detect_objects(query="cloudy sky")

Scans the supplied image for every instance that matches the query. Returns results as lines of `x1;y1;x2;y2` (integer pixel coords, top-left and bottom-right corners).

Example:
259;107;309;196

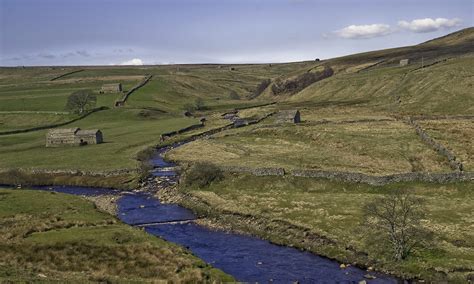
0;0;472;66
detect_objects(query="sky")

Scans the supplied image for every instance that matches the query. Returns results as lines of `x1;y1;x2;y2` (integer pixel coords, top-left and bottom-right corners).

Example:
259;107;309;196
0;0;472;66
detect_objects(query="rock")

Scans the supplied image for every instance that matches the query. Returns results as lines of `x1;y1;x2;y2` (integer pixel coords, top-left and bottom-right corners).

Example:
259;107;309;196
367;266;373;271
340;264;346;269
139;205;145;208
37;273;47;278
364;274;376;279
358;281;367;284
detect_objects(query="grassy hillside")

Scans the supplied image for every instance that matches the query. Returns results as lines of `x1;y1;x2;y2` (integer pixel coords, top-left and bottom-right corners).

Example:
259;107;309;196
0;188;231;282
262;28;474;115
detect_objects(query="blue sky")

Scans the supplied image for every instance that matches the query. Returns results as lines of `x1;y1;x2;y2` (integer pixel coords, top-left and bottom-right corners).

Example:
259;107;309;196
0;0;472;66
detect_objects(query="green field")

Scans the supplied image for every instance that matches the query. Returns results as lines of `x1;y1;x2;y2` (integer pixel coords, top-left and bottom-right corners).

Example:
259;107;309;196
0;109;197;171
0;189;231;282
418;119;474;171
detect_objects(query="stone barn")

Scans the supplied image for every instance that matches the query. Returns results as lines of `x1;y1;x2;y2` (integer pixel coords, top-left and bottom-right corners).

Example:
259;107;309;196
276;110;301;124
46;128;103;147
399;59;410;66
101;83;122;93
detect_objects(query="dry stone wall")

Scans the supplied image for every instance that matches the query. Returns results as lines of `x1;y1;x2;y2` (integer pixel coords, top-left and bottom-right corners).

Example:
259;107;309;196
407;117;463;171
218;165;474;186
115;75;152;107
50;69;84;81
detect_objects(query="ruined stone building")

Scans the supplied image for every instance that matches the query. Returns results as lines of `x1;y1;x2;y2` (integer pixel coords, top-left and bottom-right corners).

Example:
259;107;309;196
276;110;301;124
46;128;103;147
100;83;122;93
399;59;410;66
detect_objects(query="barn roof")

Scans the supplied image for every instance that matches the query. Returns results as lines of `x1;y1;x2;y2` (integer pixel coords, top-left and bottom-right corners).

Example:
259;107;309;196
102;83;121;87
48;128;80;134
76;129;101;135
278;109;300;118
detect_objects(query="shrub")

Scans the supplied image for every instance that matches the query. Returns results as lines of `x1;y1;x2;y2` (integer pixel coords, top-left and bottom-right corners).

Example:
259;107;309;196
2;169;30;186
195;98;206;111
183;103;196;113
182;162;223;188
229;90;240;100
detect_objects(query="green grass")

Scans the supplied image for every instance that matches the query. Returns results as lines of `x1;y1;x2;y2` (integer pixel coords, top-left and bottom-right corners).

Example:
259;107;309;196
0;113;75;132
0;109;198;171
179;174;474;282
0;188;232;282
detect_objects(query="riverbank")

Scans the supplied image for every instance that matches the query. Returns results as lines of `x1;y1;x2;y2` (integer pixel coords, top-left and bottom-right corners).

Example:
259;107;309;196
84;194;119;215
0;188;232;282
155;173;474;283
0;169;137;190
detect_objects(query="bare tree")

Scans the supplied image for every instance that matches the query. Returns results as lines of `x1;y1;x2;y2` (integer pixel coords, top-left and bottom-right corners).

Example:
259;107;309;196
362;189;427;260
65;90;97;114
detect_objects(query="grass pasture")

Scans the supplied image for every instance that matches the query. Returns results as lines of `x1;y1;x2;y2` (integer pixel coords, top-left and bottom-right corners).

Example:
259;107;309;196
0;188;231;282
0;109;198;172
168;119;451;175
418;119;474;171
0;112;74;132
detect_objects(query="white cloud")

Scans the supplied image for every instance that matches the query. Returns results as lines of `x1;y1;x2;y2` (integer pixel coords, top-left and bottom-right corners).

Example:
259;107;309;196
398;18;462;33
335;24;392;39
119;58;144;65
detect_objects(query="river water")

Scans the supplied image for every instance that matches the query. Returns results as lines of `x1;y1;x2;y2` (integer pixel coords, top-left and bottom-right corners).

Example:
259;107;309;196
2;146;399;283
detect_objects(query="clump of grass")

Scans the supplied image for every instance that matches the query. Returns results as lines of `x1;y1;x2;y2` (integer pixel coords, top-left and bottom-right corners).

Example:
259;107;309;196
182;162;223;188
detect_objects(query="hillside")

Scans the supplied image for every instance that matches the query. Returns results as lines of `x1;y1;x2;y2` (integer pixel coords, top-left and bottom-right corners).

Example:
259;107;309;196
261;28;474;115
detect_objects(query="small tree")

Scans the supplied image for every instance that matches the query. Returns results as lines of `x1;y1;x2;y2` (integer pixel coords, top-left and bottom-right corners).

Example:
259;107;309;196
65;90;97;114
362;189;427;261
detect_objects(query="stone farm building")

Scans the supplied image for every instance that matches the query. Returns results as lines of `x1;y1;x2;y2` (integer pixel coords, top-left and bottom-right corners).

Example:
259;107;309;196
399;59;410;66
101;83;122;93
46;128;103;147
276;110;301;124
